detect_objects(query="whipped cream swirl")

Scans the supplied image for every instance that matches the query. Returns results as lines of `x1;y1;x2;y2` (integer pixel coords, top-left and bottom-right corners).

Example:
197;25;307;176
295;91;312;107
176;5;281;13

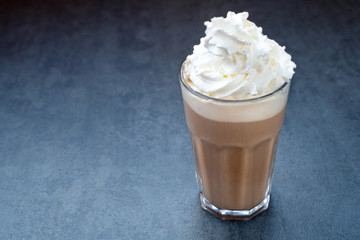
185;11;296;100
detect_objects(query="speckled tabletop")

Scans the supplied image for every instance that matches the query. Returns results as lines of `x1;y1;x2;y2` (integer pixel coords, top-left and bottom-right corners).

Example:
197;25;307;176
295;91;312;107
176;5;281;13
0;0;359;239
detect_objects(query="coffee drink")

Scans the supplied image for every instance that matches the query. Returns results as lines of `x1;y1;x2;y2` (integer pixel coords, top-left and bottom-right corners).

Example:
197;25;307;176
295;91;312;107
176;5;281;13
180;12;295;220
185;104;285;210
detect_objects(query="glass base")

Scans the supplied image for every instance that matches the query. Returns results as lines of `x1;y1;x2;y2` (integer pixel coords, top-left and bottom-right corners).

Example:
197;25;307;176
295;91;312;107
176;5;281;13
199;192;270;220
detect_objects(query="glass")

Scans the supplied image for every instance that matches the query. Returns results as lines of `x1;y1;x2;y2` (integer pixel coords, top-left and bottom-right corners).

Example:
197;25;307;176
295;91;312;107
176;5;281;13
179;61;291;220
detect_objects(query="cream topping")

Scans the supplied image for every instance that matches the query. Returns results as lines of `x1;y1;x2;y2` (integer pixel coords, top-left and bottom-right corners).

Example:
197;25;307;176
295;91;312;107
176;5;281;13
185;11;296;100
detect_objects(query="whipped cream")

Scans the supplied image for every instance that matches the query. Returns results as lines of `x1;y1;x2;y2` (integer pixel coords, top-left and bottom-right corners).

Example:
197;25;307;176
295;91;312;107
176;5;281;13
184;11;296;100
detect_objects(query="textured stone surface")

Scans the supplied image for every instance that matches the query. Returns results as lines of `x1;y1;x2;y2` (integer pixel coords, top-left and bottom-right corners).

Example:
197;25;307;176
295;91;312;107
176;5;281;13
0;0;359;239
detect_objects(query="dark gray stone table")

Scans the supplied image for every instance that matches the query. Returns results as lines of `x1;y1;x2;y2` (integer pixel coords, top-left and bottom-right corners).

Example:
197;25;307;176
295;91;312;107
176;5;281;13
0;0;359;239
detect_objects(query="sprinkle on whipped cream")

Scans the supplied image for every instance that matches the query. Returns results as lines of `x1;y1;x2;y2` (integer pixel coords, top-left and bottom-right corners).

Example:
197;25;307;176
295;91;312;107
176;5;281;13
184;11;296;100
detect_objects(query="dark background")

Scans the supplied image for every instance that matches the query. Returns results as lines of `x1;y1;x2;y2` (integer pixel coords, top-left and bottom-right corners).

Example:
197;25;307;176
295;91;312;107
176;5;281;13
0;0;359;239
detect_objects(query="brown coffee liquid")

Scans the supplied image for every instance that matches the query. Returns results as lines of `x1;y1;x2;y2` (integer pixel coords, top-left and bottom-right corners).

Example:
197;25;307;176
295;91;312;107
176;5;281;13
184;102;286;210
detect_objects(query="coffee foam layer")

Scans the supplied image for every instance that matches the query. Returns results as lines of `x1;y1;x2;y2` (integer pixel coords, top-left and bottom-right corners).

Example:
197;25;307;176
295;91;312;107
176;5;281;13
181;82;289;123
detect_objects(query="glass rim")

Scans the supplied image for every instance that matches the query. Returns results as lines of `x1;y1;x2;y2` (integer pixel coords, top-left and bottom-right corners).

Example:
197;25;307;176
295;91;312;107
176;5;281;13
179;60;290;103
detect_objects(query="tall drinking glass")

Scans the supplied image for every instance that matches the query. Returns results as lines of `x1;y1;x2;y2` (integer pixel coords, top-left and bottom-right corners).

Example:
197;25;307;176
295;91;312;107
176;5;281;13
179;61;291;220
